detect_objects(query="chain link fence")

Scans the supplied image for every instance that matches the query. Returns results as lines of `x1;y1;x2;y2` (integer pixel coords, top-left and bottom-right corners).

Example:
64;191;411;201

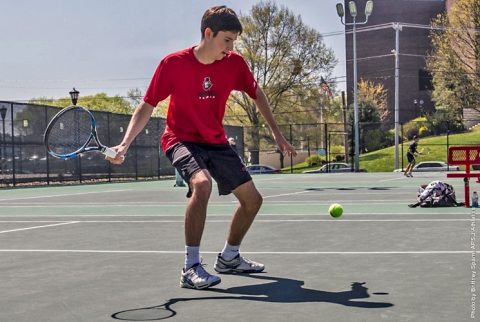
0;101;243;187
0;100;478;186
240;118;480;172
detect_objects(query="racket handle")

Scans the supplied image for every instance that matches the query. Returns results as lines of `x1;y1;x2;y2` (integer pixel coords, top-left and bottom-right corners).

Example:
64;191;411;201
102;147;117;159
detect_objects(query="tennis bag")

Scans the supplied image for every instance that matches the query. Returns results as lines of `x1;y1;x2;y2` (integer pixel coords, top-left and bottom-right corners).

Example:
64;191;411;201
408;180;464;208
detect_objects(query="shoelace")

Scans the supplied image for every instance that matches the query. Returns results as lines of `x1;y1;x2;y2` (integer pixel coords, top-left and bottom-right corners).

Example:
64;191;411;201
240;257;257;267
193;262;213;280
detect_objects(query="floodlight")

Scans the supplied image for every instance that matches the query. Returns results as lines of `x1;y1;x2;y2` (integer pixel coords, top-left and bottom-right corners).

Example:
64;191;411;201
348;1;357;17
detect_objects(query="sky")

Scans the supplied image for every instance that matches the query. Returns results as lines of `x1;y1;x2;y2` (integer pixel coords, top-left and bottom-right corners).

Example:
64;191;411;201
0;0;346;102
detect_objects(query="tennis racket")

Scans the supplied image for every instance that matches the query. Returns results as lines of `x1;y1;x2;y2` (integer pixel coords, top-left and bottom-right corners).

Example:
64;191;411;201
44;105;117;160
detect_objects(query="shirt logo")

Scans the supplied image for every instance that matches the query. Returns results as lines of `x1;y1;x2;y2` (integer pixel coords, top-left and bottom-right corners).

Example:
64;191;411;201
203;77;213;91
199;76;216;100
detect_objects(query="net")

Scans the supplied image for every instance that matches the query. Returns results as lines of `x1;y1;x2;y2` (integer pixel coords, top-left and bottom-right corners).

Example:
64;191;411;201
448;146;480;164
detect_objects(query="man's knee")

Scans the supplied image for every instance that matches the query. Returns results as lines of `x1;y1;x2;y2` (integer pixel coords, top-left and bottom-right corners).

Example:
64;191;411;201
245;191;263;213
191;172;212;198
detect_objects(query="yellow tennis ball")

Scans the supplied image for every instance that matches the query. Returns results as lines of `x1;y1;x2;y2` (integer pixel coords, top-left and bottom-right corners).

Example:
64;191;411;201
329;203;343;218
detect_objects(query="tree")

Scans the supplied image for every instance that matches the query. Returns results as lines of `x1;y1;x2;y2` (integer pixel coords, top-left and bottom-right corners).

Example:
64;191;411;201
348;79;389;152
357;79;389;124
426;0;480;115
126;88;143;108
228;2;336;163
30;93;134;114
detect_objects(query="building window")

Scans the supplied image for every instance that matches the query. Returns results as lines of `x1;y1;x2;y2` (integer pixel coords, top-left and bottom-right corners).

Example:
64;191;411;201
419;69;433;91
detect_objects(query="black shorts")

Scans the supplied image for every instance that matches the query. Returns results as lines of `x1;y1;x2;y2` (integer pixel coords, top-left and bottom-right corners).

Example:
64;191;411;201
166;142;252;197
407;152;416;164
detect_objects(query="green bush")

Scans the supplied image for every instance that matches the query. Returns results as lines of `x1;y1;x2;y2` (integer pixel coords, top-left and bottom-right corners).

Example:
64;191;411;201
426;110;464;135
305;154;323;166
402;117;427;140
364;129;384;152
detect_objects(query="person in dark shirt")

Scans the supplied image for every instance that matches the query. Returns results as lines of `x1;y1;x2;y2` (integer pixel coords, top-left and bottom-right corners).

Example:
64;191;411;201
405;136;422;177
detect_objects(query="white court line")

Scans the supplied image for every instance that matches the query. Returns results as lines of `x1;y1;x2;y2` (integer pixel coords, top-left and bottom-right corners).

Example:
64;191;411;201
0;212;471;217
263;191;311;199
378;177;410;182
0;221;79;234
0;196;415;204
0;219;477;223
0;189;133;202
0;200;421;207
0;249;477;255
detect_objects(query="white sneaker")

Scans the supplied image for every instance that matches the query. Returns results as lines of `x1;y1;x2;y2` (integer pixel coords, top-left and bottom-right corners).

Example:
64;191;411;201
180;263;221;289
214;254;265;274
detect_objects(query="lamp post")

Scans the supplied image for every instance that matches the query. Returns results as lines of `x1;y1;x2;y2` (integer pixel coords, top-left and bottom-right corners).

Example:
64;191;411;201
392;23;402;171
336;0;373;171
69;88;79;106
414;99;425;116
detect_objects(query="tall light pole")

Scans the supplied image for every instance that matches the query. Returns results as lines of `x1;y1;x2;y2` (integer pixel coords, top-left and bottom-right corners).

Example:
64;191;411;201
392;22;402;171
336;1;373;171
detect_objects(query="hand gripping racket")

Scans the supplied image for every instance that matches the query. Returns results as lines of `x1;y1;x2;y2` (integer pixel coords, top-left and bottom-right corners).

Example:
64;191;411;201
44;105;117;160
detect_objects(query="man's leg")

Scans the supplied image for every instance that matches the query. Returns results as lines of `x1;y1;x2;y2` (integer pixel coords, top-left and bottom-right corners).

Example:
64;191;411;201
184;169;212;246
180;169;221;289
227;180;263;245
407;161;415;176
214;180;265;274
404;163;411;176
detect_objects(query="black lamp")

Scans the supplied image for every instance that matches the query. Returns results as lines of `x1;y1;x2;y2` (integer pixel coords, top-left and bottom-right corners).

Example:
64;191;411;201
0;106;6;121
69;88;79;105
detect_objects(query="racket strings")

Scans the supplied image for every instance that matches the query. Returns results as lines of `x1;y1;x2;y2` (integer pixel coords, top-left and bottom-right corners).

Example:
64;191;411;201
47;108;92;155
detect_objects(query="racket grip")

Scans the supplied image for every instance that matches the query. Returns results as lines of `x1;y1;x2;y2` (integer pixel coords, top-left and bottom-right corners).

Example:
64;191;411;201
103;147;117;159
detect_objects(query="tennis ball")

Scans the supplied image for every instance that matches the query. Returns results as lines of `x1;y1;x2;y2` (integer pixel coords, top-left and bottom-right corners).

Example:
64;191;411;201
329;203;343;218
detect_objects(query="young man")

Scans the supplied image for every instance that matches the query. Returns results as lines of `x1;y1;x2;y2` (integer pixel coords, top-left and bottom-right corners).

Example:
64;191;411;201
108;6;296;290
404;136;421;177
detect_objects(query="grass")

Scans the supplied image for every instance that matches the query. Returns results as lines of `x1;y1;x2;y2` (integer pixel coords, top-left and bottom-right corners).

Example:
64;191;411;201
285;126;480;173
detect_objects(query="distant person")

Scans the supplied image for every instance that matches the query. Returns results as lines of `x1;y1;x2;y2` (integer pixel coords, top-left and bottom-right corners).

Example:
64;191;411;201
228;137;237;149
174;168;186;187
404;136;422;177
228;137;244;162
107;6;296;290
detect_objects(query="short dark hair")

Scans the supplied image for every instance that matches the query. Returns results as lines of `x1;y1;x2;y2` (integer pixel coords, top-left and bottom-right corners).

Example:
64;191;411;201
200;6;242;38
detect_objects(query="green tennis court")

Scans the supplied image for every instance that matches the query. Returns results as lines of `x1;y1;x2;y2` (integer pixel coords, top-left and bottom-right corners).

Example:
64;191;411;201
1;172;477;321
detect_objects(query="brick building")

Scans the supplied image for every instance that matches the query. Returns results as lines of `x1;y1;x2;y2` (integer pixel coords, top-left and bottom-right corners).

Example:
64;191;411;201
342;0;449;124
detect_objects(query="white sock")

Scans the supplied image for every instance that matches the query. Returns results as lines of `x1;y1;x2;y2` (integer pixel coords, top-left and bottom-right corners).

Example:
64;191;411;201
184;246;200;271
220;242;240;261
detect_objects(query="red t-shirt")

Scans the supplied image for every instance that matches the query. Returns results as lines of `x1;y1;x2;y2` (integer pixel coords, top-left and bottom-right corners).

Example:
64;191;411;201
144;47;258;152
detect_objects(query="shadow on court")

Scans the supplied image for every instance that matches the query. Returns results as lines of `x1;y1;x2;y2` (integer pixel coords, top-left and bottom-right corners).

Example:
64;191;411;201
112;275;393;321
305;187;394;191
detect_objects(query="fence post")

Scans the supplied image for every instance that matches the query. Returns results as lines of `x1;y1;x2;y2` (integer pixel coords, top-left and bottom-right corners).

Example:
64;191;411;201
400;123;404;170
289;124;293;174
10;103;16;186
307;136;310;157
157;118;161;179
446;122;450;170
134;138;138;180
44;106;50;185
324;123;329;172
107;112;112;183
78;157;83;184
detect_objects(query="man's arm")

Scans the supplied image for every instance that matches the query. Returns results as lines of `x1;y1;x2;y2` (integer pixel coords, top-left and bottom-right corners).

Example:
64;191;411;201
253;86;297;157
108;101;156;164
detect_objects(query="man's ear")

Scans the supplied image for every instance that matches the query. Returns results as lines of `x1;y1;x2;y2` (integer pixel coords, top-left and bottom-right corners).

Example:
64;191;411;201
204;27;214;39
